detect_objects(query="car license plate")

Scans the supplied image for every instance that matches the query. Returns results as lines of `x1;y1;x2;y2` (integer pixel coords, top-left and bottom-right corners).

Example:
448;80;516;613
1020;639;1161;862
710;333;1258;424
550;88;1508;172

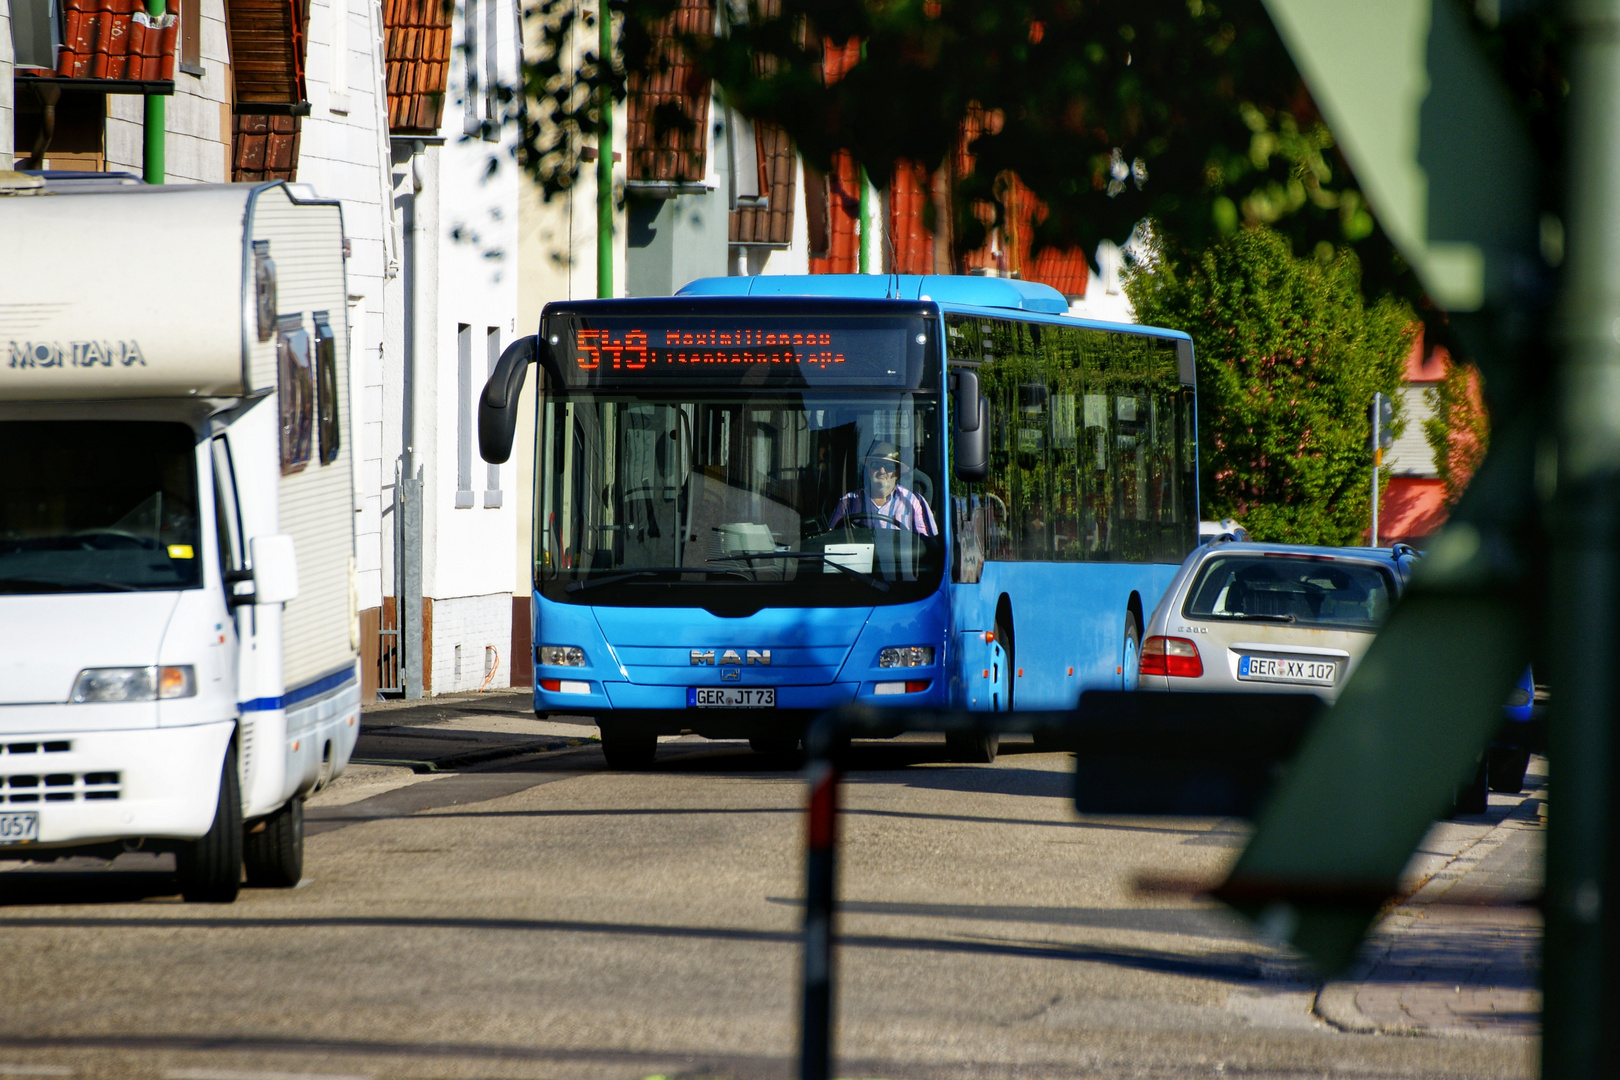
1238;655;1337;687
0;811;38;845
688;687;776;708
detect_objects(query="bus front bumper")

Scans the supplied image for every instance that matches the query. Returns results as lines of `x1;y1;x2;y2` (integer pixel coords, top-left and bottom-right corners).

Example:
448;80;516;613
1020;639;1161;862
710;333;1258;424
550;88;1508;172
535;678;949;715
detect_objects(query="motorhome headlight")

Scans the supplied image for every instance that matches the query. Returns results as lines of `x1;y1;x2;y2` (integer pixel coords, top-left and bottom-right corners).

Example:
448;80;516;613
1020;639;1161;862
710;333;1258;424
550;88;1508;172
878;646;934;668
537;645;586;667
71;666;196;703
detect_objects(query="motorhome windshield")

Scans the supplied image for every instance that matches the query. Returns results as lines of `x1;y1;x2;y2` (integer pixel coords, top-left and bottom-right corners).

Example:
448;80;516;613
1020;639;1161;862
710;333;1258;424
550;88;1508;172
537;391;944;607
0;421;203;594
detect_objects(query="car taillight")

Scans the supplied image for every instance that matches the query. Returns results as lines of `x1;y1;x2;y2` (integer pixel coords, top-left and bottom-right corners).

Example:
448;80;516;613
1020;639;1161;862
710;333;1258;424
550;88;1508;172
1140;636;1203;678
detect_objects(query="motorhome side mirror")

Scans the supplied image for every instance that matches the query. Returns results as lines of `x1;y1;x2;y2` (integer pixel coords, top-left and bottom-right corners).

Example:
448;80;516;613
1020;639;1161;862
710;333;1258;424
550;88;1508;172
479;335;540;465
249;534;300;606
954;373;989;482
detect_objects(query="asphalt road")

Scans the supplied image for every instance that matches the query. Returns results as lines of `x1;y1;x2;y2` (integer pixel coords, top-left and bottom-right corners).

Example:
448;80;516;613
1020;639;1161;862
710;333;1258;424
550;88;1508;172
0;696;1538;1080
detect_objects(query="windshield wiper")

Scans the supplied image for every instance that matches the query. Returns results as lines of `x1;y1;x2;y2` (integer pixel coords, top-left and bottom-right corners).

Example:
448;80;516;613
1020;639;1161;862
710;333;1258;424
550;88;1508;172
713;550;891;593
564;566;743;594
0;575;143;593
1207;611;1296;623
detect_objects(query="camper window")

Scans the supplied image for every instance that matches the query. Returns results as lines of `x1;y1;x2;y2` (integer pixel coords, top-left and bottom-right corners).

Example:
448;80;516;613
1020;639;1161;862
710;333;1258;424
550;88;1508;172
314;312;341;466
278;314;314;474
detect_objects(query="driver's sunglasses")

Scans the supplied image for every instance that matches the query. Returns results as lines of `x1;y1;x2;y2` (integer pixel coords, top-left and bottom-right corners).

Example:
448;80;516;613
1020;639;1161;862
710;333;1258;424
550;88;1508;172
866;462;898;475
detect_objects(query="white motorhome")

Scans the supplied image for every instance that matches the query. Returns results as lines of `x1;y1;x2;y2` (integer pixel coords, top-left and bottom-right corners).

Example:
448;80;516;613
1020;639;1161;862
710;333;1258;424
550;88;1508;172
0;176;360;901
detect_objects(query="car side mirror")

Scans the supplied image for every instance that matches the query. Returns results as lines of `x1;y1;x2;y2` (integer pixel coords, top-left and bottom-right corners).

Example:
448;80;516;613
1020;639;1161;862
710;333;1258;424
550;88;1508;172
247;534;300;606
953;369;989;482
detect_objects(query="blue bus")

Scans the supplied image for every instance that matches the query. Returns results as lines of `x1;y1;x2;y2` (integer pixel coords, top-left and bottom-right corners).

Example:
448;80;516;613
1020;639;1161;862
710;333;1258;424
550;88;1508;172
479;274;1199;766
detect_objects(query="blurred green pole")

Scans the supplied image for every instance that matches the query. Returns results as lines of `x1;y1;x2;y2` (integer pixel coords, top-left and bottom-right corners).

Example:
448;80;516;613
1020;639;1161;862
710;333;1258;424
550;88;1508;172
596;2;613;298
142;0;165;183
1545;1;1620;1073
858;167;870;274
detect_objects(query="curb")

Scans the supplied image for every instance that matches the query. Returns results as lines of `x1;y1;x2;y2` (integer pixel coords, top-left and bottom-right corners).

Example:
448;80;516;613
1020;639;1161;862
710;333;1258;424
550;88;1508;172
1313;790;1544;1035
352;735;596;774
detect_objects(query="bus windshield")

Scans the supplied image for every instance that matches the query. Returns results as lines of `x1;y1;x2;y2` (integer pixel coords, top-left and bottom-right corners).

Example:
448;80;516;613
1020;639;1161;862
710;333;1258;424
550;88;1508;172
0;420;203;594
537;392;945;607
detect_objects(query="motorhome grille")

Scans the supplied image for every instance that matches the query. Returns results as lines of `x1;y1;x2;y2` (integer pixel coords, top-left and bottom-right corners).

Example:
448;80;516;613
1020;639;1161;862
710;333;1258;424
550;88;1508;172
3;741;71;754
0;772;121;803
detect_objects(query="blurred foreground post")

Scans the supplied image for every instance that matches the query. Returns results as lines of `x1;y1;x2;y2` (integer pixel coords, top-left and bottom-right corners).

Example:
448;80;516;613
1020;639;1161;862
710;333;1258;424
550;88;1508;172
1544;1;1620;1069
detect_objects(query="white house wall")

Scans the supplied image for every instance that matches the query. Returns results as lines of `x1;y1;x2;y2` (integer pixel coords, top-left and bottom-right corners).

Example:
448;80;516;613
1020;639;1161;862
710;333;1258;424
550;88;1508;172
105;0;232;181
299;0;396;615
1;3;14;171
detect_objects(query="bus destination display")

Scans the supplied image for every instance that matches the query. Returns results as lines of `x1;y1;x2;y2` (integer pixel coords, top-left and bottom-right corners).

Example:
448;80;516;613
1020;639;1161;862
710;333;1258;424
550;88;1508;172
545;316;934;389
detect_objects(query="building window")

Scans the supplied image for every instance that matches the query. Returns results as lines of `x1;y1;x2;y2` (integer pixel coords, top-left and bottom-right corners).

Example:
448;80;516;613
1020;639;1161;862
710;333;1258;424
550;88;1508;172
329;0;350;113
179;0;203;76
456;323;475;507
460;0;501;141
484;327;503;507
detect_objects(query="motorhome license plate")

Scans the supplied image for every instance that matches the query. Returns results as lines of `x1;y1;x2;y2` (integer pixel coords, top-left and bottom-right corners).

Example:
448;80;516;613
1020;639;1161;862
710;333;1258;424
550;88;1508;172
1238;655;1336;687
0;811;38;845
689;688;776;708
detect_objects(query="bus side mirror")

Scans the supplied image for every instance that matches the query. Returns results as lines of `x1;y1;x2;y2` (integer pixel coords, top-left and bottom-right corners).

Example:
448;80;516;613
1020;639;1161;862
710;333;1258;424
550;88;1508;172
954;370;989;482
479;335;540;465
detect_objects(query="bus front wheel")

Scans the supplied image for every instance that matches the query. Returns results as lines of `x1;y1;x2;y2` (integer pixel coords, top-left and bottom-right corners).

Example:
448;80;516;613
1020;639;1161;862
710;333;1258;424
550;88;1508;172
599;721;657;769
949;616;1008;764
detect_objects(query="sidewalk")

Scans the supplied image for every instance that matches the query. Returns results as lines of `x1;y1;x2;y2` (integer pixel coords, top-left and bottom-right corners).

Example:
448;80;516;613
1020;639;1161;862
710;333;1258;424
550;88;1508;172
1315;764;1544;1038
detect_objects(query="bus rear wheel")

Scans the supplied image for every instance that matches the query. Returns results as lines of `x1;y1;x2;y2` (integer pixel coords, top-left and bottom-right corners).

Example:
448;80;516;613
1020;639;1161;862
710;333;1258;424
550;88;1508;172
599;721;657;769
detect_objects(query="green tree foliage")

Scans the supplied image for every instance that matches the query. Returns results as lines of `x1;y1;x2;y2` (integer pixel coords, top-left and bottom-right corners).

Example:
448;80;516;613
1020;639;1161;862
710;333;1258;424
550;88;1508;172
1126;227;1414;544
518;0;1408;290
1423;361;1490;509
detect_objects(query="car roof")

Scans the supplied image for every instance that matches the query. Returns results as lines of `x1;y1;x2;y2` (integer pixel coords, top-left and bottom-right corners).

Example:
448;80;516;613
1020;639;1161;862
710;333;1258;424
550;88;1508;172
1192;540;1411;566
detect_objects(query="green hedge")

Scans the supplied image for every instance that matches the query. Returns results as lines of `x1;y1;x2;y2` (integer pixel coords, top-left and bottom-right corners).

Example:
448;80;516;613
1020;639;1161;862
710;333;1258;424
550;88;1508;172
1126;227;1415;545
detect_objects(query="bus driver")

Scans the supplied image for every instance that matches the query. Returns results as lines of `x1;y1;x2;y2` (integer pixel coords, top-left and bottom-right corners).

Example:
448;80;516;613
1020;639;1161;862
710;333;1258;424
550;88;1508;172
829;441;938;536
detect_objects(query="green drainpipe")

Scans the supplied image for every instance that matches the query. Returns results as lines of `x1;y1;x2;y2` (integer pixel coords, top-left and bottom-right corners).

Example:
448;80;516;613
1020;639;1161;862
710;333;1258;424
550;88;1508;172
143;0;165;183
596;3;613;298
858;166;870;274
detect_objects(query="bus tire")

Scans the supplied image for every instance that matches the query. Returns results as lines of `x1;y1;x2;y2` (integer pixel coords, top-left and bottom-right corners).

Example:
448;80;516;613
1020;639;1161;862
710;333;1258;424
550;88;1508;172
749;736;800;757
952;614;1009;764
1487;747;1531;793
244;795;304;888
177;741;243;903
599;722;656;769
946;729;999;764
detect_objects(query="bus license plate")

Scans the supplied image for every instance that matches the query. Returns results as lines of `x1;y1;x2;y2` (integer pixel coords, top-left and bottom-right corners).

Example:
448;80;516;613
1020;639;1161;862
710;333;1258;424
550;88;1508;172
0;811;38;845
689;687;776;708
1238;655;1336;687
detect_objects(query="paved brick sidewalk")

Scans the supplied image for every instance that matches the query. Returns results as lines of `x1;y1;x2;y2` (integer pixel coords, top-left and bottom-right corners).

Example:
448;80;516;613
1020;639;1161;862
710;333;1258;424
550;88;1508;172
1315;770;1544;1039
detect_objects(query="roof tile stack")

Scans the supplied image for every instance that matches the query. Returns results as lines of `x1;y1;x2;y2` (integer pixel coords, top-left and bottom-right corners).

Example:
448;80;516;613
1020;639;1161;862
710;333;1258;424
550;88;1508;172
50;0;175;82
625;0;715;184
233;113;302;182
385;0;452;133
729;122;796;246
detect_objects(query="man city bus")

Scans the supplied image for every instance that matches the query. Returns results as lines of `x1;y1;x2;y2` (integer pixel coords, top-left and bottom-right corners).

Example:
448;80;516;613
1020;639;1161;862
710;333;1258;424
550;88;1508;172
480;275;1199;768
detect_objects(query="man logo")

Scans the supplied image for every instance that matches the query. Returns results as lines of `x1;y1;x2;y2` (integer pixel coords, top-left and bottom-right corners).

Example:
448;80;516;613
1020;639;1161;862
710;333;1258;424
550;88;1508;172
691;649;771;666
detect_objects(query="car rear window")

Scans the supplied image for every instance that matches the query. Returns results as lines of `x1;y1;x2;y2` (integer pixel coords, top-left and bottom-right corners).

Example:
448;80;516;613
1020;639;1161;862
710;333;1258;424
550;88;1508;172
1183;554;1395;630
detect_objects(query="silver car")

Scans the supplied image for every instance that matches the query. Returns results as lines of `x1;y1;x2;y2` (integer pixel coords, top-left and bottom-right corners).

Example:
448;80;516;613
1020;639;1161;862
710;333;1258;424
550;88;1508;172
1139;539;1419;702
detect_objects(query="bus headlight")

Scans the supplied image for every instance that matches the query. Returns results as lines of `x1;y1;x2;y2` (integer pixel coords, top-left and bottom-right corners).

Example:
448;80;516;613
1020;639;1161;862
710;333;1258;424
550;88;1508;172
71;666;196;703
878;646;934;668
538;645;586;667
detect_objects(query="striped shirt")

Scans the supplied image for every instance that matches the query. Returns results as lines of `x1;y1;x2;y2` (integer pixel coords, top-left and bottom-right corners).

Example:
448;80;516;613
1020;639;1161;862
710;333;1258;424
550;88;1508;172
829;485;938;536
